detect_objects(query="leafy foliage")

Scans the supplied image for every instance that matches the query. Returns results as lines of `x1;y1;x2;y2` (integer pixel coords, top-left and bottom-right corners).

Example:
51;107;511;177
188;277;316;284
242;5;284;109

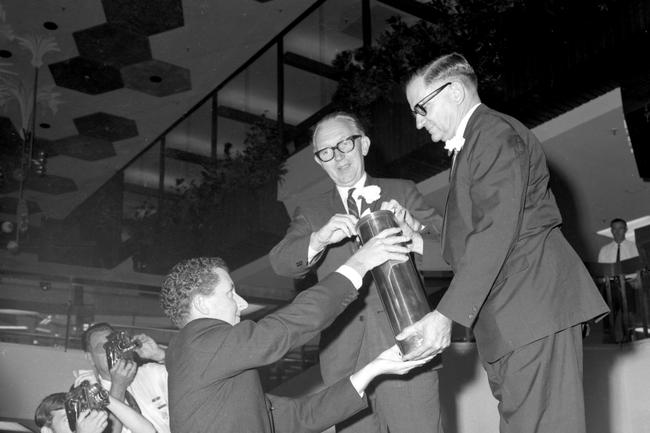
331;0;521;124
331;0;620;125
131;117;288;272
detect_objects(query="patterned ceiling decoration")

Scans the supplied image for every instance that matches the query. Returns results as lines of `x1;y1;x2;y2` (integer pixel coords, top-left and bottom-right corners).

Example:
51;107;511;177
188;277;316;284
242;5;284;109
73;112;139;142
101;0;184;36
0;0;320;226
74;23;153;68
48;0;187;97
48;57;125;95
121;60;192;97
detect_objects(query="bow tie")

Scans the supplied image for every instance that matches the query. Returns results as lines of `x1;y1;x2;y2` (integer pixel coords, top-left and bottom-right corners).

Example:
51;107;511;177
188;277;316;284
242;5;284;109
444;135;465;155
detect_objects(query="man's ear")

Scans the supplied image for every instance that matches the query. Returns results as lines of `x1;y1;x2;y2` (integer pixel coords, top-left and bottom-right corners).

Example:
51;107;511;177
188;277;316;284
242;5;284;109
450;81;465;104
314;155;324;168
361;136;371;156
192;294;209;315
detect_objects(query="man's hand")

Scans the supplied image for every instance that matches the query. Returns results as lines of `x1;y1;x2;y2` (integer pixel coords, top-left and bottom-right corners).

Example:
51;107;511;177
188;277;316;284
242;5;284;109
345;227;410;276
380;199;424;238
396;310;452;361
372;344;433;375
349;344;433;396
109;359;137;392
76;410;108;433
133;333;165;363
310;213;358;252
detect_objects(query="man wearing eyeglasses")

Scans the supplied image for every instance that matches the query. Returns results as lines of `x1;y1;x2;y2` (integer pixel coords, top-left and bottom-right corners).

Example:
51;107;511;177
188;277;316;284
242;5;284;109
269;112;444;433
400;53;609;433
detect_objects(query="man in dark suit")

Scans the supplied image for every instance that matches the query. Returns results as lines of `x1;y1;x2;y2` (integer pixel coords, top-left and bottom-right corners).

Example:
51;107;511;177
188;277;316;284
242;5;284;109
400;53;609;433
162;242;431;433
269;112;444;433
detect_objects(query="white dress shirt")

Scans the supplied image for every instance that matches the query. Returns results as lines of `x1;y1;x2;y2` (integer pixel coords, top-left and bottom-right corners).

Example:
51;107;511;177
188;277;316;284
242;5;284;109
598;239;639;263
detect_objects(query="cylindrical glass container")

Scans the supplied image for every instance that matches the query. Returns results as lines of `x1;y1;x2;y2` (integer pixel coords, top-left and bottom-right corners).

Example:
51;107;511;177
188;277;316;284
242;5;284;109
356;209;431;355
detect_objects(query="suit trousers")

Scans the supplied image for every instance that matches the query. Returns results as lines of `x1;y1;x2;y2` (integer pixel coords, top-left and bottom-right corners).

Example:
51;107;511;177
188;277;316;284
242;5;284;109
481;324;585;433
336;302;443;433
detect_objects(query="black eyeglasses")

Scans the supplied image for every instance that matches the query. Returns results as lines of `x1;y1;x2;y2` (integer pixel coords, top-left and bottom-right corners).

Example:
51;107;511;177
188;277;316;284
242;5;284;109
412;82;452;117
314;134;362;162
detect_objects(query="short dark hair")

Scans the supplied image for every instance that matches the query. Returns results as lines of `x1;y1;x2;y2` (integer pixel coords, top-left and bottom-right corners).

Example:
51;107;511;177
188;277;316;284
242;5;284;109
409;52;478;92
82;322;114;352
312;111;367;148
610;218;627;228
34;392;66;428
161;257;229;327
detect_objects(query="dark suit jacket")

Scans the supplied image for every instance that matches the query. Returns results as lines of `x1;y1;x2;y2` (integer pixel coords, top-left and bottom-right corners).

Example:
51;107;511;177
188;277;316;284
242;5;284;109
269;175;442;384
437;104;609;362
166;272;366;433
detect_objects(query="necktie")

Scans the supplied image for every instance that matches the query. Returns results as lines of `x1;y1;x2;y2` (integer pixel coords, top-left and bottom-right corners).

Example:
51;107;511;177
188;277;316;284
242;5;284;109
347;188;360;218
616;243;621;264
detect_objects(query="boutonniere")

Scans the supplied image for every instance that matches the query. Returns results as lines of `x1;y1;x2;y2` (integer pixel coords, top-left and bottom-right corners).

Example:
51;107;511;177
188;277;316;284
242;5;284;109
353;185;381;217
444;135;465;155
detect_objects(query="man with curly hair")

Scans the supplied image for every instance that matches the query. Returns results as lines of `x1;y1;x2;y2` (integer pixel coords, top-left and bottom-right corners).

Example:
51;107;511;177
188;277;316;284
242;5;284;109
162;231;432;433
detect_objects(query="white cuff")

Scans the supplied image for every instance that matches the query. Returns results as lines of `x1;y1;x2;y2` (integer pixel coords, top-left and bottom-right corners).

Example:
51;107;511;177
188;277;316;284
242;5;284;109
307;245;322;263
336;265;363;289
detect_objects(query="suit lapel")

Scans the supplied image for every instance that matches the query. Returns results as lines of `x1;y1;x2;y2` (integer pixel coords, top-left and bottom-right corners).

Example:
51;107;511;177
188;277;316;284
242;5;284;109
330;185;346;215
441;105;486;256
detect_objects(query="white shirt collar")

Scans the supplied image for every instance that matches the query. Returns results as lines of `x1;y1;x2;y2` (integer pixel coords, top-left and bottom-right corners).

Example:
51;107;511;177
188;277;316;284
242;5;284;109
445;102;481;154
336;173;367;210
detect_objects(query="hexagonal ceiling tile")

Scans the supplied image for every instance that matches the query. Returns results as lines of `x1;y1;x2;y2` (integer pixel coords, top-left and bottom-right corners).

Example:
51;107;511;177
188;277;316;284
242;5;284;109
49;57;124;95
54;135;117;161
102;0;184;36
74;112;138;142
74;23;152;68
25;174;78;194
121;59;191;97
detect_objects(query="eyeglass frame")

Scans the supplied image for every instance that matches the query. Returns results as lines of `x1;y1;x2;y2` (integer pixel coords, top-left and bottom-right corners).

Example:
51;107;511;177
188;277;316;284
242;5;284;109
314;134;363;162
412;82;452;117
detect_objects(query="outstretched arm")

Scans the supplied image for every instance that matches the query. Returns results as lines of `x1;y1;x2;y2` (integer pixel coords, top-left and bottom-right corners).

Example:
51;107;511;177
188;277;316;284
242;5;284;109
349;345;433;394
267;344;432;433
200;228;411;381
107;395;157;433
133;333;165;363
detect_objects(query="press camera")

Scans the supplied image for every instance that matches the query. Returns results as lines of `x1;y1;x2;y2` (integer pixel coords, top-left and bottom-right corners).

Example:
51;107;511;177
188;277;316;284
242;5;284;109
64;380;109;431
103;330;141;369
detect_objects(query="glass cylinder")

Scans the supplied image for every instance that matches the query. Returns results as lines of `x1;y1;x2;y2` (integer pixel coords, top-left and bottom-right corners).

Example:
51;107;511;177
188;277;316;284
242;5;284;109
356;210;431;355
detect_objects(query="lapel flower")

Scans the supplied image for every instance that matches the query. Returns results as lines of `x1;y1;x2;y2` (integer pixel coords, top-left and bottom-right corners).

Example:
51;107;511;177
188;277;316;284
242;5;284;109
353;185;381;217
444;135;465;155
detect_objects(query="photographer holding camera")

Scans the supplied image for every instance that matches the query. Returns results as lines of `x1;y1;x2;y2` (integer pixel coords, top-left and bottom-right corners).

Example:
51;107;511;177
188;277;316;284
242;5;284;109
34;390;155;433
73;323;169;433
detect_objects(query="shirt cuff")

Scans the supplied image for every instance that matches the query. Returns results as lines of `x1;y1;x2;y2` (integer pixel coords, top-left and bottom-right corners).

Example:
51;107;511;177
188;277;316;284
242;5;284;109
336;265;363;289
307;245;322;263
